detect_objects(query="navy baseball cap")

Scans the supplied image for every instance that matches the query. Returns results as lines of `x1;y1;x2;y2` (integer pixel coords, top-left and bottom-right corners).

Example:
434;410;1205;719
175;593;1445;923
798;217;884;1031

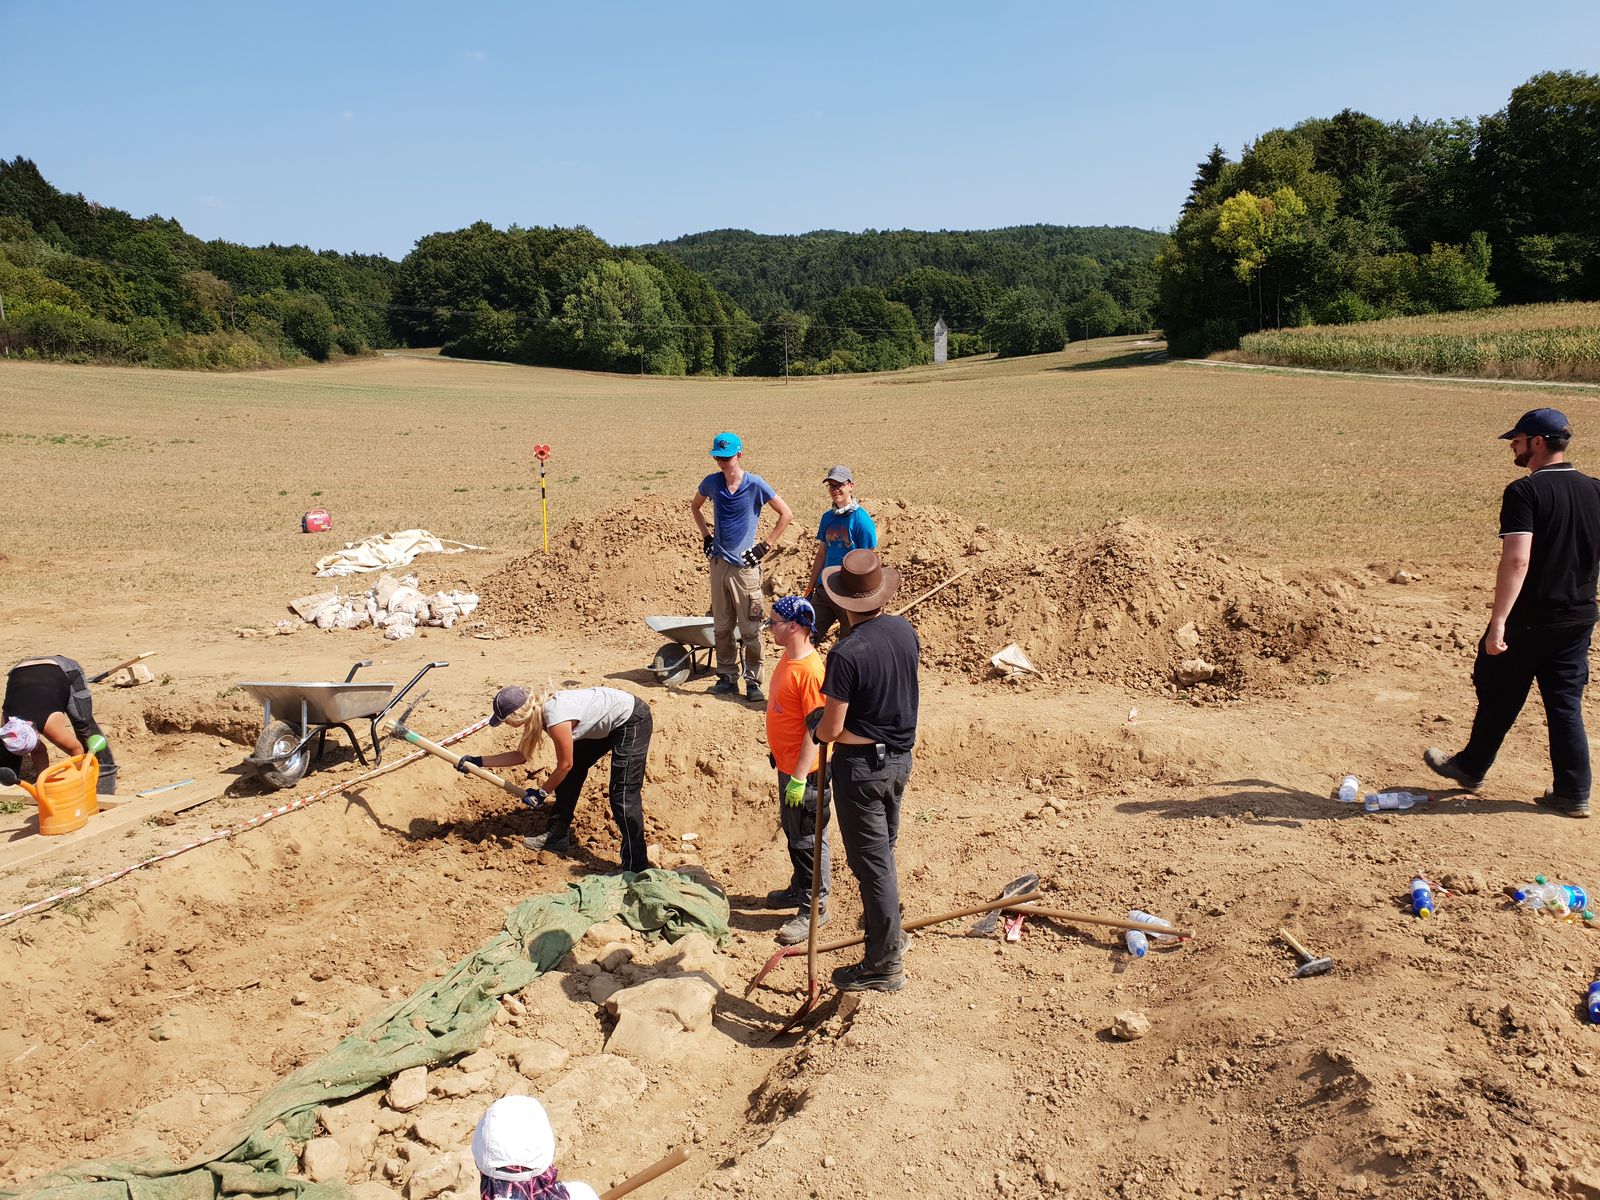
1501;408;1570;440
489;685;528;727
710;431;742;458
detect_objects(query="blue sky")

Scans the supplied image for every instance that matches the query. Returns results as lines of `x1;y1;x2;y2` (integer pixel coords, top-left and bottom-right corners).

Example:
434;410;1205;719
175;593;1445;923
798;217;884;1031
5;0;1595;259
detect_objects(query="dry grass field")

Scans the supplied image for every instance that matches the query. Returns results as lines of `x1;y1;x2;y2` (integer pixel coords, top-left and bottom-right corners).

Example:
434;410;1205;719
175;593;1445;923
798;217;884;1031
5;345;1600;1200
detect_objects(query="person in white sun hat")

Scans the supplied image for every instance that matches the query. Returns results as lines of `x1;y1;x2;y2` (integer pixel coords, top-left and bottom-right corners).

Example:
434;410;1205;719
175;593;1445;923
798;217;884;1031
471;1095;599;1200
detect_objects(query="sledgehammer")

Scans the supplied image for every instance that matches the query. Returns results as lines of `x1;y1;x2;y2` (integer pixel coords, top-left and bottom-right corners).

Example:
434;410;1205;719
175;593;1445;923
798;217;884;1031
385;708;545;809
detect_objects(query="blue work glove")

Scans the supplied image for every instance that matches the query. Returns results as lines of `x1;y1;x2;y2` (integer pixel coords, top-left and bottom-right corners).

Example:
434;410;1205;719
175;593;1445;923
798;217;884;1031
741;541;771;567
522;787;549;809
703;533;716;559
783;776;806;808
455;754;484;775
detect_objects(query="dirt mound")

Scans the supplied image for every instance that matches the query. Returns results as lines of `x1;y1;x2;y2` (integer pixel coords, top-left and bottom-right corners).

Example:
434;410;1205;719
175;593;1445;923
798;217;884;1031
473;497;1373;697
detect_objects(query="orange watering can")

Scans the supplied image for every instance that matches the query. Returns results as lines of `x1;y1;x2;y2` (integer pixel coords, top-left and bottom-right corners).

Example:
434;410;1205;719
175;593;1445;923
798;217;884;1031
13;737;104;835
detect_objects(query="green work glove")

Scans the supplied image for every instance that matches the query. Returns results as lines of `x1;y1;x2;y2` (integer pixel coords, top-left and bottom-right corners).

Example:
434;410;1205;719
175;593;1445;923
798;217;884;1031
783;776;806;807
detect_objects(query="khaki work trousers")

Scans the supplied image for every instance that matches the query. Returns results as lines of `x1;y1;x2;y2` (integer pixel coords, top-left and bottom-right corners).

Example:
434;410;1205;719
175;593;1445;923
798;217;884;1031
710;557;765;685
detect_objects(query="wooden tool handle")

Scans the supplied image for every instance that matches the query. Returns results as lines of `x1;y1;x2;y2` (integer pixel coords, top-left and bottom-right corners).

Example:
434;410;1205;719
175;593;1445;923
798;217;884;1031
89;651;157;684
812;889;1044;954
1279;928;1314;961
388;723;526;800
599;1147;690;1200
1009;905;1189;940
892;568;970;617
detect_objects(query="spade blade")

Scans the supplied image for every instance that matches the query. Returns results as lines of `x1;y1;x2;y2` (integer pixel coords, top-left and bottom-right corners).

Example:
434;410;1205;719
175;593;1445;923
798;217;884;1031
969;873;1041;936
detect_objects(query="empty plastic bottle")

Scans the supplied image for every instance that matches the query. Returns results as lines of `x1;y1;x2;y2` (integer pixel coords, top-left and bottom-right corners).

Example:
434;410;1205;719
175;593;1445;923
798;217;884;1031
1338;775;1360;803
1364;790;1425;812
1410;877;1435;918
1128;909;1177;942
1125;927;1149;958
1588;981;1600;1025
1511;876;1590;916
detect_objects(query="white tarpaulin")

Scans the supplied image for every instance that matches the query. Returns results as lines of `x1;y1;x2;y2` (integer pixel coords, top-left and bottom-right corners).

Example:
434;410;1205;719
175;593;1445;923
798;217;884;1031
313;529;485;577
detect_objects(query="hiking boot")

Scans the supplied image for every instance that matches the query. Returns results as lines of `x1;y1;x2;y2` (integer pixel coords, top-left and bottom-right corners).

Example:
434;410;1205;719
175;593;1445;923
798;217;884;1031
1423;748;1485;791
745;681;766;704
765;886;805;909
831;961;906;993
522;830;573;853
1536;791;1591;819
776;907;829;946
709;676;739;696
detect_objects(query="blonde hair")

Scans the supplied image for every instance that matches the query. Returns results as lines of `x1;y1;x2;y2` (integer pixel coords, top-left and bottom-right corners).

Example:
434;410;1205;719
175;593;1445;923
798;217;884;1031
502;689;556;764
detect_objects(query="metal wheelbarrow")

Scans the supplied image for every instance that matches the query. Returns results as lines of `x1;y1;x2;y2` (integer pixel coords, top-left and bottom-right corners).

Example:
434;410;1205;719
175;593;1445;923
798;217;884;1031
238;659;447;789
644;616;717;687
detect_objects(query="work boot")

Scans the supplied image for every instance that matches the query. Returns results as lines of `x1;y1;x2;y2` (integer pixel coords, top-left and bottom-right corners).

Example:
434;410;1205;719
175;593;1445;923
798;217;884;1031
709;676;739;696
1422;748;1484;791
745;680;765;704
522;829;572;854
831;961;906;993
765;886;804;909
1536;791;1591;818
776;907;828;946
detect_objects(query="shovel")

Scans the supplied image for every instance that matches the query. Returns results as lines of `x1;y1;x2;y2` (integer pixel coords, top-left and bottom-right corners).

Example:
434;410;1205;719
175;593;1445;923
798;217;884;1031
384;699;545;808
746;887;1045;997
969;873;1042;936
772;742;831;1037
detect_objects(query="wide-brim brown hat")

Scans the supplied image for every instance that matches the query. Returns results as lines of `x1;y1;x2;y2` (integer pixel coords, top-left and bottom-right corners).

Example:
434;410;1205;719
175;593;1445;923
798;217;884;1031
821;548;901;613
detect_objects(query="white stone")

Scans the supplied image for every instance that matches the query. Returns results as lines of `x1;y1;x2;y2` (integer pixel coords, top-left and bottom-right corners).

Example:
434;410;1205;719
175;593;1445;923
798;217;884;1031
603;975;718;1062
1111;1010;1152;1041
404;1152;471;1200
1175;658;1216;685
301;1137;348;1183
514;1040;570;1080
386;1066;427;1112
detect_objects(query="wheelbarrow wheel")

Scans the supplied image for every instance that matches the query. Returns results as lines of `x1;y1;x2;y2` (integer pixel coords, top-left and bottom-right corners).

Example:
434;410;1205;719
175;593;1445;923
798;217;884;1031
253;720;310;790
649;643;693;688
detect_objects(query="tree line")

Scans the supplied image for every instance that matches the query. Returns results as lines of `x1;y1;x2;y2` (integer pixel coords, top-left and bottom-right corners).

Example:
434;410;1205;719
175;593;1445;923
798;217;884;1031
1161;70;1600;356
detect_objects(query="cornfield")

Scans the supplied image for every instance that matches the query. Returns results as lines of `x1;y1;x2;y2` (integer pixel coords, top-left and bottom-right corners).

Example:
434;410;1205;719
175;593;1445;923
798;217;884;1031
1236;302;1600;382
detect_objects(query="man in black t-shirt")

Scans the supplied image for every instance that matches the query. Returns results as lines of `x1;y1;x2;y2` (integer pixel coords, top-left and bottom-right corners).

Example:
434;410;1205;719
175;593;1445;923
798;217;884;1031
813;549;920;991
1425;408;1600;817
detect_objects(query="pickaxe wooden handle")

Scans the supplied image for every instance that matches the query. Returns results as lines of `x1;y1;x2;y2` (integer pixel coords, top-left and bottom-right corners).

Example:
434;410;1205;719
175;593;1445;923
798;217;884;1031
385;720;543;806
89;651;157;684
745;889;1044;996
599;1147;690;1199
1006;904;1191;941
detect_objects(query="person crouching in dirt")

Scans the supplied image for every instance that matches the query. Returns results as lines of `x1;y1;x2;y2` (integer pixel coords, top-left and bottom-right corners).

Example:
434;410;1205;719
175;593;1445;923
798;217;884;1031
762;595;832;946
1;655;118;794
806;464;878;643
458;686;653;872
691;430;793;704
811;549;919;993
473;1094;600;1200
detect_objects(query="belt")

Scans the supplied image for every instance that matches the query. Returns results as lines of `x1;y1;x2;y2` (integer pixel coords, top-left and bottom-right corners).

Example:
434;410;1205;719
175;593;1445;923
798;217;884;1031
831;741;907;758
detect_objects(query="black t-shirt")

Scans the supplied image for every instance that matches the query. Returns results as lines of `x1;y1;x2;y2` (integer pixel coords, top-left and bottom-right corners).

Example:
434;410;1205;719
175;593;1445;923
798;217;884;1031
821;613;920;751
1499;462;1600;629
1;663;70;774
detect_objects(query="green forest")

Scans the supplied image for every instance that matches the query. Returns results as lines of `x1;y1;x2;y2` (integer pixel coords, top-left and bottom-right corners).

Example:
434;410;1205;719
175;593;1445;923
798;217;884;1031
1161;69;1600;356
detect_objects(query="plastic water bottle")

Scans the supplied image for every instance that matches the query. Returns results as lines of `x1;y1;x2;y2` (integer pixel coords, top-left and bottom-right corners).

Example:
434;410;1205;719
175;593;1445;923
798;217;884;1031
1338;775;1360;803
1511;876;1590;916
1128;909;1176;942
1364;790;1424;812
1125;926;1148;958
1410;877;1435;919
1588;981;1600;1024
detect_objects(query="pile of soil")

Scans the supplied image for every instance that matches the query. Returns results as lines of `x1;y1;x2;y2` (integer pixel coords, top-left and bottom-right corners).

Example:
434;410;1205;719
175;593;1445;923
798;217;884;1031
473;497;1375;697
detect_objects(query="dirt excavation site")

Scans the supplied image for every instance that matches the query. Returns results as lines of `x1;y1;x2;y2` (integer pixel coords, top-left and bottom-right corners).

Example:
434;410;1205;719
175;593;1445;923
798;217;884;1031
4;353;1600;1200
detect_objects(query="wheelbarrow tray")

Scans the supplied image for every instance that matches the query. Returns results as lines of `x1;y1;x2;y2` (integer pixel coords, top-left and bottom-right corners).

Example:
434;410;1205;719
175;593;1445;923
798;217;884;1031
644;615;717;648
237;681;396;726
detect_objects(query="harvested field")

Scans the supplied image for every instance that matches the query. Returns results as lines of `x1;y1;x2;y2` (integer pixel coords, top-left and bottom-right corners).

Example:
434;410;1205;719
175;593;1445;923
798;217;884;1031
3;346;1600;1199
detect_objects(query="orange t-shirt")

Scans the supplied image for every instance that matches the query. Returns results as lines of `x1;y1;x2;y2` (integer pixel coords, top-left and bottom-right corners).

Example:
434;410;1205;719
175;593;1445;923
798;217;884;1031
766;649;825;777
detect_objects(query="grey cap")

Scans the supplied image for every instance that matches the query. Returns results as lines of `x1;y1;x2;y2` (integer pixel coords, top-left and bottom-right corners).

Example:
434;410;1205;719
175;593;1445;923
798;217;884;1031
822;465;853;484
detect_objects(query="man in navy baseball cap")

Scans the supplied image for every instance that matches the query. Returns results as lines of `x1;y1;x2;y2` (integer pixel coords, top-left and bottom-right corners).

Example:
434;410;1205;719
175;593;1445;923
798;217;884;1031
1500;408;1571;441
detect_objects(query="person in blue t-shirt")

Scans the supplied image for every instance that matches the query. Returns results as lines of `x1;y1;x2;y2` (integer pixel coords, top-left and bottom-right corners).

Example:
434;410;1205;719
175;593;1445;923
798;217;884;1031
691;431;793;702
806;464;878;643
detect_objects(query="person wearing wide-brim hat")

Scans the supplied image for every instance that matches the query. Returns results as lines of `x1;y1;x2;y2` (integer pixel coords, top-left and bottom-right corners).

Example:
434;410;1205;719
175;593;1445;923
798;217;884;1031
810;548;920;992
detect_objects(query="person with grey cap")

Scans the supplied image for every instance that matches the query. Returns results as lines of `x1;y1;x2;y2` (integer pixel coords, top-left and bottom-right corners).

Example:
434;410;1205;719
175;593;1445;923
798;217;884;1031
811;548;919;991
691;430;794;703
1425;408;1600;818
457;685;653;870
806;464;879;643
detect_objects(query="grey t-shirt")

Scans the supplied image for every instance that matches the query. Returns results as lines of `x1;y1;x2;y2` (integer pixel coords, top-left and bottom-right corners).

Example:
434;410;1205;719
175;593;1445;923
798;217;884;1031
541;687;638;740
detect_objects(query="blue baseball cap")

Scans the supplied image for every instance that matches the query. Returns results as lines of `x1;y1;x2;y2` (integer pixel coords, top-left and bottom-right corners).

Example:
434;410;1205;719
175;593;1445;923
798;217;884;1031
1501;408;1570;440
766;595;816;634
710;431;742;458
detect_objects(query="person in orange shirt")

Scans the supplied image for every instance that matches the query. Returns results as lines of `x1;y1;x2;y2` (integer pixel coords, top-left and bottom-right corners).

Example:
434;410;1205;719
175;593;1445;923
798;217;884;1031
762;594;831;945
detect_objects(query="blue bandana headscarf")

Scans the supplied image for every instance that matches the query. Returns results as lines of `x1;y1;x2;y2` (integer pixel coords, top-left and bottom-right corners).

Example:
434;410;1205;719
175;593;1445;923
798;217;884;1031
770;594;816;635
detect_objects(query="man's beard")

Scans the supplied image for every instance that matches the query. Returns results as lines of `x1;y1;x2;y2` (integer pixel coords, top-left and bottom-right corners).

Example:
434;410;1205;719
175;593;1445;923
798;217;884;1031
1515;449;1533;468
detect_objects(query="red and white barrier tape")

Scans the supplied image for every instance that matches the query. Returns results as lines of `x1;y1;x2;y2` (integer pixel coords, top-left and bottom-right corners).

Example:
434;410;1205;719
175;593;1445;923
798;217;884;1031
0;717;490;928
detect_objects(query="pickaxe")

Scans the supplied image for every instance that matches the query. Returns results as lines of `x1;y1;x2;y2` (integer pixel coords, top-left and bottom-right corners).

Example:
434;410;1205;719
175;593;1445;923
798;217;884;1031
771;742;831;1037
745;888;1045;997
384;695;545;809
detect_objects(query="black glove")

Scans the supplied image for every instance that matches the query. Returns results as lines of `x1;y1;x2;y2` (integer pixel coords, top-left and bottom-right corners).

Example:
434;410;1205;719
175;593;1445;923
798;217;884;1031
742;541;770;567
521;787;548;809
455;754;484;775
703;533;716;559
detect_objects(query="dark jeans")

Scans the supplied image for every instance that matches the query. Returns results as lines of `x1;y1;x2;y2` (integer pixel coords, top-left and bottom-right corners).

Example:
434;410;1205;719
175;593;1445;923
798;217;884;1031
831;745;911;974
545;698;652;872
777;769;831;907
810;589;853;645
1456;622;1593;802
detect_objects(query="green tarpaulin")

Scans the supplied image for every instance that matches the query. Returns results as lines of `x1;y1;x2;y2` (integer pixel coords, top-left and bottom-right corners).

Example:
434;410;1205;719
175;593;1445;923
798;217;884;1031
7;870;730;1200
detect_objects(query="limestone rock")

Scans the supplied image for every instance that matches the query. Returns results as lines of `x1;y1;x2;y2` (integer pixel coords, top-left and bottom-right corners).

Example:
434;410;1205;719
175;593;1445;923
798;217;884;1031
603;975;718;1062
404;1151;471;1200
541;1054;647;1129
514;1040;570;1080
301;1137;348;1183
319;1092;381;1165
582;920;638;948
656;930;727;987
1173;622;1201;651
588;973;624;1005
1175;658;1216;685
412;1109;475;1149
1111;1010;1152;1041
430;1069;493;1098
457;1049;497;1074
387;1066;428;1112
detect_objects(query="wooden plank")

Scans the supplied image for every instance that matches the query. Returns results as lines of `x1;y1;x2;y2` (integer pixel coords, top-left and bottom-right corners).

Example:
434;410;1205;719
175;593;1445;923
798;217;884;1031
0;779;230;875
